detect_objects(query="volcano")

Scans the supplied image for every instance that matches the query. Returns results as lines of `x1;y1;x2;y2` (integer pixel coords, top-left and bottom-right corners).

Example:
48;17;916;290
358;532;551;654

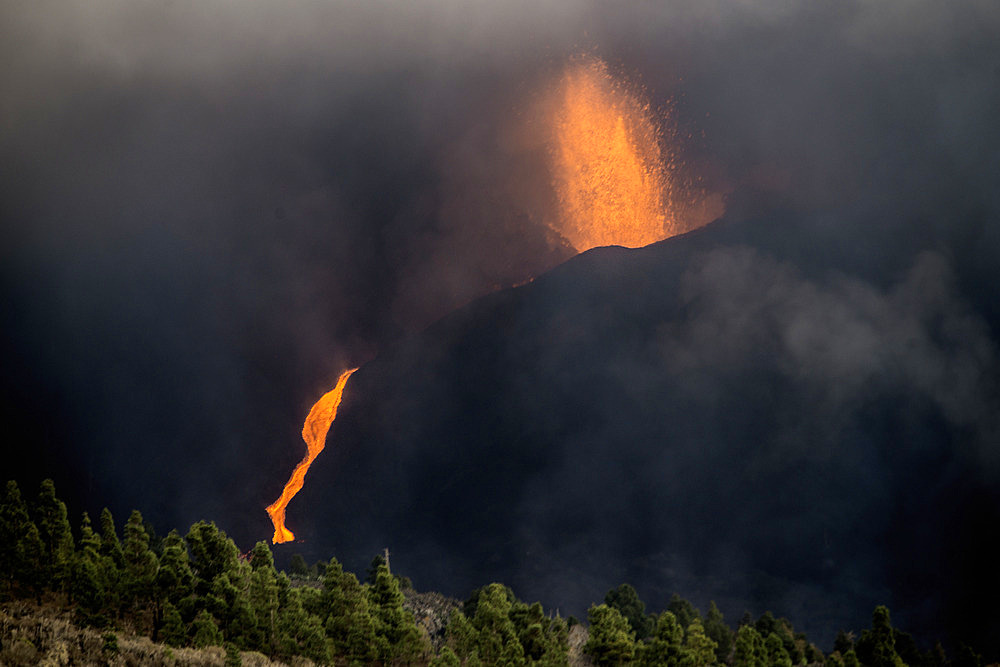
291;204;997;653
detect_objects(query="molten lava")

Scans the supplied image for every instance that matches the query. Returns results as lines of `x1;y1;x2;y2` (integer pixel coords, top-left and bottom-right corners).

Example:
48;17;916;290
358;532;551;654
549;57;682;252
266;367;358;544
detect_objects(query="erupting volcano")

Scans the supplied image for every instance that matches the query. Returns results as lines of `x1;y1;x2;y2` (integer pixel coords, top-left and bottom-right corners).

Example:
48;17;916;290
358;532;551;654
266;367;358;544
548;57;682;252
266;56;715;546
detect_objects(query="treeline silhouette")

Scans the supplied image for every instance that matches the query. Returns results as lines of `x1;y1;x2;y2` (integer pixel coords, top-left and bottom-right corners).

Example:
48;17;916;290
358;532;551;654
0;480;986;666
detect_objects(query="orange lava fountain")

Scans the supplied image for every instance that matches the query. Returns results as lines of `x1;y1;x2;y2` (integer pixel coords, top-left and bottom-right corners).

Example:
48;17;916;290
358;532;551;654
266;367;358;544
549;57;682;252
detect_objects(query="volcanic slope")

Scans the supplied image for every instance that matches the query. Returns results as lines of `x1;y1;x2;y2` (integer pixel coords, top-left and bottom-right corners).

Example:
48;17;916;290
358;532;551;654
293;208;1000;654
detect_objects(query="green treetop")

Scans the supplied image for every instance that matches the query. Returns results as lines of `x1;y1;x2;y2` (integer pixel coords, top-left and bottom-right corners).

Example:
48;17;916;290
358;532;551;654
122;509;159;621
605;583;655;639
185;520;239;593
585;603;636;667
33;479;75;592
732;624;766;667
856;605;907;667
637;610;684;666
764;632;793;667
368;562;429;663
681;618;718;666
0;480;45;598
703;601;732;663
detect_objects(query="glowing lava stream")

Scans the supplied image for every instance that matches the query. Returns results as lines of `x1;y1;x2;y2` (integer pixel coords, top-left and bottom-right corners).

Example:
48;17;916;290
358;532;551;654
266;367;358;544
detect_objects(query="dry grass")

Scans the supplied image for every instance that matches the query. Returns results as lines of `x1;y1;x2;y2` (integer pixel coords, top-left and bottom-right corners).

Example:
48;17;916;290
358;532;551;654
0;600;307;667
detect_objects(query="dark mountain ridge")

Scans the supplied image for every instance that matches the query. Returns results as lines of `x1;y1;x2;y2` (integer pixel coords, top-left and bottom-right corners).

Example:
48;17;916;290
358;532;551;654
291;208;1000;653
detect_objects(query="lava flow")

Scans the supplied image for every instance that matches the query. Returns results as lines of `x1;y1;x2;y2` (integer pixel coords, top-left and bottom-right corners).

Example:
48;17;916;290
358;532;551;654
548;57;682;252
266;367;358;544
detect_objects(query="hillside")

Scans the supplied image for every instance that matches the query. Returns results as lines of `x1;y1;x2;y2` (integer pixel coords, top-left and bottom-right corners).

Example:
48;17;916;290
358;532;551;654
290;210;1000;653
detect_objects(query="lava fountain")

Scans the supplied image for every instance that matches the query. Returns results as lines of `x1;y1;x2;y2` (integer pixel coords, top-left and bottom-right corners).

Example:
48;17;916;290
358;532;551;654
548;57;686;252
266;367;358;544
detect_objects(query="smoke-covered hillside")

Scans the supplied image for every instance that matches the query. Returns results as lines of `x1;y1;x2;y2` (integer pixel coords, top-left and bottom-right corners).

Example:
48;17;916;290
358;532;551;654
294;207;1000;654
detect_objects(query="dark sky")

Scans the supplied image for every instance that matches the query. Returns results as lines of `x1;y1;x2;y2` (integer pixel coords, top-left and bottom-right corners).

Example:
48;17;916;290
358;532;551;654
3;0;1000;652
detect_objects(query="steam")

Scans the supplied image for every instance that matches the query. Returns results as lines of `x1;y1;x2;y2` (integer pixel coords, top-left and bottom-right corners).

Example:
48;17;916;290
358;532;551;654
660;247;1000;476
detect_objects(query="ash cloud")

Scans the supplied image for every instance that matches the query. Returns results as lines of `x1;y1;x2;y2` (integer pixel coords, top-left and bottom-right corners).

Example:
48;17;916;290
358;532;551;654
2;0;1000;651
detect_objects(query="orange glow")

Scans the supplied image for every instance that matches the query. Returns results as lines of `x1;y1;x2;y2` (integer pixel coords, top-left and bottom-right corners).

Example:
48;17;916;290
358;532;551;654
266;367;358;544
548;57;683;252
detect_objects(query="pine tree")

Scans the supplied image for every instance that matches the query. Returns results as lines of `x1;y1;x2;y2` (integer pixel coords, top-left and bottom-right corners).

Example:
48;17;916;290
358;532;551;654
732;624;766;667
754;612;800;664
246;543;280;653
680;619;717;666
431;646;462;667
471;583;524;665
764;632;793;667
99;508;124;568
276;587;330;665
156;529;194;605
191;609;224;647
605;583;655;639
248;540;275;572
296;582;324;619
185;520;239;593
855;606;905;667
703;601;732;663
322;558;378;663
98;508;124;612
160;601;187;647
366;553;387;584
33;479;75;593
584;604;636;666
637;610;684;667
0;480;45;598
122;509;159;625
667;594;700;637
446;610;480;662
72;511;113;626
224;642;242;667
893;628;923;667
368;563;429;663
288;553;310;577
537;615;570;667
508;599;568;665
208;565;261;651
833;631;855;656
